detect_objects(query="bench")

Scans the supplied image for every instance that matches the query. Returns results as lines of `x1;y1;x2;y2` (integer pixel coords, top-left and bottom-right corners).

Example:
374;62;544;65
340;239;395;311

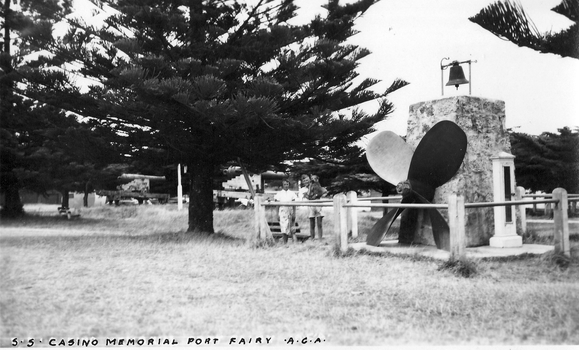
267;221;309;241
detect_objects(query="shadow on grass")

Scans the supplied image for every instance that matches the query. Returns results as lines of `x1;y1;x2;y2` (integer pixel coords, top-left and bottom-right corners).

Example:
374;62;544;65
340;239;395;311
331;245;436;262
485;249;578;271
330;245;480;278
0;228;246;248
114;230;246;246
0;213;109;227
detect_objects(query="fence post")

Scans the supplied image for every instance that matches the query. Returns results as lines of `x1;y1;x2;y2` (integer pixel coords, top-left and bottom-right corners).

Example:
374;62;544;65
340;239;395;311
552;188;570;257
515;186;527;233
254;196;265;240
333;193;348;253
254;196;262;240
254;196;273;242
346;191;358;239
448;194;466;260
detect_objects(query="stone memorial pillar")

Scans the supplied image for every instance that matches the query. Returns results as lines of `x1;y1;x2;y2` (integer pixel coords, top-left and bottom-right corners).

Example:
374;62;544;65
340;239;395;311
405;96;512;247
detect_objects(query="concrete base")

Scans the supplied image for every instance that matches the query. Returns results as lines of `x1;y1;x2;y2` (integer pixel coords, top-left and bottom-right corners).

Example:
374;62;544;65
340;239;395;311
349;240;552;260
489;235;523;248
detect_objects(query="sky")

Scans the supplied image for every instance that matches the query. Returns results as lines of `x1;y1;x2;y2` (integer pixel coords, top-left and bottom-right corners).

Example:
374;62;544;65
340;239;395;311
294;0;579;138
71;0;578;138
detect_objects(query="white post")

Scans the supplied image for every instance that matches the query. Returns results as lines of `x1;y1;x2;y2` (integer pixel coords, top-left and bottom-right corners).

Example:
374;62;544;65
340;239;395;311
333;194;348;253
346;191;358;239
177;164;183;211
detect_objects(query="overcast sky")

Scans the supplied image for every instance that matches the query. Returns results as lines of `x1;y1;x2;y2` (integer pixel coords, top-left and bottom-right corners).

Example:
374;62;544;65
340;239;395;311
295;0;578;138
73;0;578;137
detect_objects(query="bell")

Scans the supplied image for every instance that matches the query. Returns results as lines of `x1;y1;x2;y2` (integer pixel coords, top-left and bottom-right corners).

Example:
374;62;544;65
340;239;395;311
446;61;469;89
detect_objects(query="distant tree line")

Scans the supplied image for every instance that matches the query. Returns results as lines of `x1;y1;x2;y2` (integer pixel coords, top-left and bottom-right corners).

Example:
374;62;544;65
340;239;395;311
510;127;579;194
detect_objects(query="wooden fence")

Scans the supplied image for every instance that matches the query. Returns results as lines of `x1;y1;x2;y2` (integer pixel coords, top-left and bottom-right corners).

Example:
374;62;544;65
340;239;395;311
256;188;574;259
515;187;579;232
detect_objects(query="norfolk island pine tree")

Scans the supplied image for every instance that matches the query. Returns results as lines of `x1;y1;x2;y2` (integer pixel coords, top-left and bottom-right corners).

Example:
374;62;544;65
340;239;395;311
21;0;408;233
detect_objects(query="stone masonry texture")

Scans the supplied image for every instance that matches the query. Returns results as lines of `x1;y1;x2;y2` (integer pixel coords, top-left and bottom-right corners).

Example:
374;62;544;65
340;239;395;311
405;96;512;247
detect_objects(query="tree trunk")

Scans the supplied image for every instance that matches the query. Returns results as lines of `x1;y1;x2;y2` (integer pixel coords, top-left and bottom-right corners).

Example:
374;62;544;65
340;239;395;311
1;171;23;217
188;159;215;233
84;181;91;207
0;0;21;218
61;190;70;208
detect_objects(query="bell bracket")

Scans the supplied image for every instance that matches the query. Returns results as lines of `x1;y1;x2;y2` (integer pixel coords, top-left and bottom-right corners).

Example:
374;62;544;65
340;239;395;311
440;58;477;96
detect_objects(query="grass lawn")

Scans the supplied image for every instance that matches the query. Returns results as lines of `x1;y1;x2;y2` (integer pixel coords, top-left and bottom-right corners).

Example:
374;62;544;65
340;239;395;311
1;204;578;346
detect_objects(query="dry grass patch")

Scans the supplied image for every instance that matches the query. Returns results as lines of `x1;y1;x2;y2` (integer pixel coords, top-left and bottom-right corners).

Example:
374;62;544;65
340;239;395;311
1;204;579;345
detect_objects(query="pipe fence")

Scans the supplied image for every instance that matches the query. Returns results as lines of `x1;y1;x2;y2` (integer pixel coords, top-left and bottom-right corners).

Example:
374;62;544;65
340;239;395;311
519;189;579;217
515;187;578;234
255;188;572;259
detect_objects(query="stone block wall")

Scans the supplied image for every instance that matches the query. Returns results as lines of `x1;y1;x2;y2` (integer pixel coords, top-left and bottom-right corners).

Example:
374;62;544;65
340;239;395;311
405;96;512;246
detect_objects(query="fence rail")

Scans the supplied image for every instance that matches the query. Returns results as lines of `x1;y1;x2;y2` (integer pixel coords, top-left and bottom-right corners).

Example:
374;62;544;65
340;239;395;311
254;188;572;260
263;202;333;207
344;203;447;209
519;191;578;217
465;199;558;208
355;196;403;201
523;194;579;198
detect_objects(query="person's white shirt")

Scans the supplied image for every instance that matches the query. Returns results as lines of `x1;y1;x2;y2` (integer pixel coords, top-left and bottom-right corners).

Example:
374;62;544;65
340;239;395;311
298;186;308;201
275;189;297;202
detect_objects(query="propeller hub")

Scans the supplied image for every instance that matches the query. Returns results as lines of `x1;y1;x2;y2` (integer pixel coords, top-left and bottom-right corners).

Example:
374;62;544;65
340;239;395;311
396;180;412;197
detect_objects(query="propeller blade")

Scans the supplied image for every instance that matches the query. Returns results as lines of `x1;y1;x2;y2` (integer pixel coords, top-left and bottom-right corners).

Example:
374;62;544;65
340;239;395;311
408;121;467;189
413;191;450;251
398;208;420;245
366;131;413;185
408;179;436;202
428;209;450;251
366;207;405;246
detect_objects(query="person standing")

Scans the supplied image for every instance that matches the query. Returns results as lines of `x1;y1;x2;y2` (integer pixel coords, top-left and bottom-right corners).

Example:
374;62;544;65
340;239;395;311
308;174;325;239
300;174;325;239
274;180;298;243
298;174;310;201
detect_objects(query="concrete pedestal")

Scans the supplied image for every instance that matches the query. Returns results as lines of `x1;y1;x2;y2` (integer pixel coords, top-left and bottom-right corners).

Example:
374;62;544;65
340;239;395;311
489;152;522;248
404;96;513;247
490;235;523;248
